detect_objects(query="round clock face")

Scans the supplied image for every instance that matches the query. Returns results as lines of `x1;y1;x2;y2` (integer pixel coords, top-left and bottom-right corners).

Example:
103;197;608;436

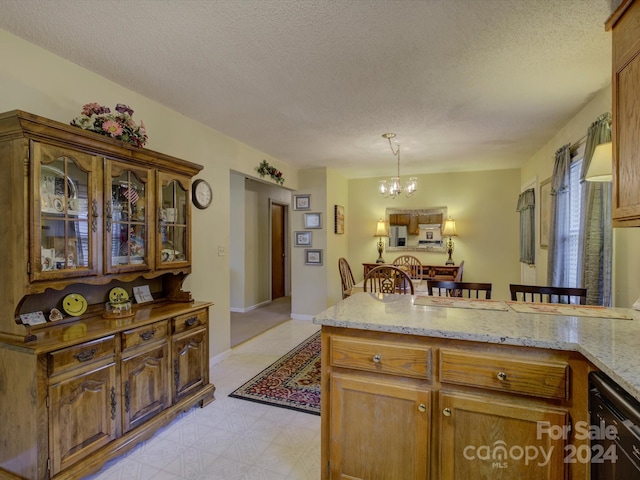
192;179;212;209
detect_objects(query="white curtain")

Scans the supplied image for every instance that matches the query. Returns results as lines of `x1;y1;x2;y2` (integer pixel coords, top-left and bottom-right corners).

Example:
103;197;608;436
579;113;612;306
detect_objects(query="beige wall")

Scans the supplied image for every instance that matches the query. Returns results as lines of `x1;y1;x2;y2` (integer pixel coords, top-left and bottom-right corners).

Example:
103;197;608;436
326;169;349;306
291;168;329;318
346;169;522;301
519;85;640;308
0;29;299;360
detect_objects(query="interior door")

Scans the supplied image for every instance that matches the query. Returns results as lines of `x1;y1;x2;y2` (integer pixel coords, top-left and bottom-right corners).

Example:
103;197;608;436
271;202;286;299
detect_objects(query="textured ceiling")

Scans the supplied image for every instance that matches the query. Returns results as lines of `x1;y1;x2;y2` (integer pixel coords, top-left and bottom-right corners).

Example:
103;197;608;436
0;0;613;178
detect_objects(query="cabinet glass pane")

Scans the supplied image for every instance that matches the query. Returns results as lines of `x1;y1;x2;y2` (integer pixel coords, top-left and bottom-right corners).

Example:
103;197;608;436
111;171;146;267
161;180;188;263
39;155;90;272
161;225;187;262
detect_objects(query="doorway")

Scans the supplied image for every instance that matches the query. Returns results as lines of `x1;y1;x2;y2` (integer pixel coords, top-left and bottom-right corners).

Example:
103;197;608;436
271;201;288;299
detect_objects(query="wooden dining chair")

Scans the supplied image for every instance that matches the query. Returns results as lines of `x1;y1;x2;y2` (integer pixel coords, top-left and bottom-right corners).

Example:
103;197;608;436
364;265;414;295
509;284;587;305
427;280;492;299
338;257;356;299
392;255;423;280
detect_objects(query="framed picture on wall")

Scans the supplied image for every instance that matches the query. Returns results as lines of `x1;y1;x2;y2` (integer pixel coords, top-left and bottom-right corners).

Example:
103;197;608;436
304;212;322;229
294;194;311;210
334;205;344;234
539;178;551;248
305;249;323;265
294;231;312;247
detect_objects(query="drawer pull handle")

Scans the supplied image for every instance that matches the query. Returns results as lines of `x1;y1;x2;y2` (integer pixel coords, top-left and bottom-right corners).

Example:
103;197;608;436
372;354;381;363
139;330;156;341
443;408;452;417
497;371;507;381
73;348;97;362
185;317;198;327
418;403;427;413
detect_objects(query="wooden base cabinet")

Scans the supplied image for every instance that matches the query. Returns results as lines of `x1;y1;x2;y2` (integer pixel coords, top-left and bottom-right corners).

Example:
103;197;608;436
439;391;568;480
321;327;594;480
0;303;214;480
329;373;431;479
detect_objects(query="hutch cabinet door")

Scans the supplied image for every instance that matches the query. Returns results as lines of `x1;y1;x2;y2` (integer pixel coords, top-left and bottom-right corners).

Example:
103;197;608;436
172;328;207;403
439;391;568;480
121;344;169;433
48;362;118;475
105;160;154;273
328;372;431;480
31;142;99;282
156;171;191;269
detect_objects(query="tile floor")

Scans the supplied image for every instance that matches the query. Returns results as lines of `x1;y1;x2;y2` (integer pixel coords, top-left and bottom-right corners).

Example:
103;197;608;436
84;319;321;480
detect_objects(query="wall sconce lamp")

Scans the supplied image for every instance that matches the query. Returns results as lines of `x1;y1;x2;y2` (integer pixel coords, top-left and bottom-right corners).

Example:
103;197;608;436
442;218;457;265
373;219;390;263
585;141;612;182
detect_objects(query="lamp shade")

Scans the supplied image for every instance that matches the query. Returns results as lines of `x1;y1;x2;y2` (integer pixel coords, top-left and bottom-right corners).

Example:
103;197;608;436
373;219;389;237
585;142;612;182
442;219;457;237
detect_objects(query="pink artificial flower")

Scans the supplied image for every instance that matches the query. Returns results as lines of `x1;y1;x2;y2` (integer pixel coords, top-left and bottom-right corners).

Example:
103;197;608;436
102;120;123;137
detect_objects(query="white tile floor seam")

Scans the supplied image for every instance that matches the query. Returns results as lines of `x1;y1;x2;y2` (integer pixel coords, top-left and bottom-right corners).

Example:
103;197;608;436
84;319;321;480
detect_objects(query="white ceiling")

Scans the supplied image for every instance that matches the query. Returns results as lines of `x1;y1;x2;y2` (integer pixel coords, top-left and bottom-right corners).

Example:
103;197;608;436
0;0;614;179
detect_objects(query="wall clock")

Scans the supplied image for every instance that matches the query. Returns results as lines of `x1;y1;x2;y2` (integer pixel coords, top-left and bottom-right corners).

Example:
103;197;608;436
192;179;212;209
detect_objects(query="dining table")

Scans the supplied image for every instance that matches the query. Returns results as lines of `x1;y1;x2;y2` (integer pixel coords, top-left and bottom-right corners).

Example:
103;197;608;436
347;278;430;296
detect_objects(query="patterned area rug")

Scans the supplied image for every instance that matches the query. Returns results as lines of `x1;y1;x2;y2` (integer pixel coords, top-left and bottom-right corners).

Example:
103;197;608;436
229;331;321;415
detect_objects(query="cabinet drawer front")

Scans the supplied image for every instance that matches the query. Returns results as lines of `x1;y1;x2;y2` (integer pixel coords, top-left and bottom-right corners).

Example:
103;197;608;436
440;350;569;399
121;321;168;353
173;309;207;334
48;336;115;375
330;336;431;379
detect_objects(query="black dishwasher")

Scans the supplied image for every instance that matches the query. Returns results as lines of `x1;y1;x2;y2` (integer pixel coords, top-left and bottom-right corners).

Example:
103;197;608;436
589;371;640;479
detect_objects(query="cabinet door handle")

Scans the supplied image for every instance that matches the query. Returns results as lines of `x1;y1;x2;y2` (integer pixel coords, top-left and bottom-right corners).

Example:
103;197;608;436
110;386;117;421
139;329;156;341
443;407;452;417
73;348;97;362
91;199;99;232
497;371;507;381
185;317;197;327
418;403;427;413
106;200;113;231
372;354;381;363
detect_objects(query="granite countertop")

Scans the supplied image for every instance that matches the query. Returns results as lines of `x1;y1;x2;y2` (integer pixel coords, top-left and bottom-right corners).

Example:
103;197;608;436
313;292;640;402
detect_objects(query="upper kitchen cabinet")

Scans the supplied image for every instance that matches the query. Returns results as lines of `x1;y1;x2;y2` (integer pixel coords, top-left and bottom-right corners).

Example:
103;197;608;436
0;110;202;338
607;0;640;226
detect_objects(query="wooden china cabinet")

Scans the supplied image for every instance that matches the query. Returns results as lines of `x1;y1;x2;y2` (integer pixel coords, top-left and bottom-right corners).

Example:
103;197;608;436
0;110;215;480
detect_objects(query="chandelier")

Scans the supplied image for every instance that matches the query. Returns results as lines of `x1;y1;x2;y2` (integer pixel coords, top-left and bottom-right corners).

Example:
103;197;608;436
378;133;417;198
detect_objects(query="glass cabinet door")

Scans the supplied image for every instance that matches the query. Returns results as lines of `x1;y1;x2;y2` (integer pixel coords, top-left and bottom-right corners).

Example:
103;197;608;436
32;142;98;281
157;172;190;268
105;162;152;273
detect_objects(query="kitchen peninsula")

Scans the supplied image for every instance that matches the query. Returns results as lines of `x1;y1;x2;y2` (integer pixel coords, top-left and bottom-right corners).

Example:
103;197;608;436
314;292;640;479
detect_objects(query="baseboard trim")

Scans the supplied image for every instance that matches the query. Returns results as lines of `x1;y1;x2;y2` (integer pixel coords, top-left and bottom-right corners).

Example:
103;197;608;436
291;313;314;321
210;348;232;367
230;299;271;313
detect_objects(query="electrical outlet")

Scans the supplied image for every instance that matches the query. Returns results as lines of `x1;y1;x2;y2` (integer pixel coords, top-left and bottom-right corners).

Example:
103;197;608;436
218;245;226;256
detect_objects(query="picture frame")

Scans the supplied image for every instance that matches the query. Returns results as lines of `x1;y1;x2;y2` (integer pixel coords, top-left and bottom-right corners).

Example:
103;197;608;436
305;249;323;265
294;194;311;211
304;212;322;229
334;205;344;234
539;178;551;248
294;231;312;247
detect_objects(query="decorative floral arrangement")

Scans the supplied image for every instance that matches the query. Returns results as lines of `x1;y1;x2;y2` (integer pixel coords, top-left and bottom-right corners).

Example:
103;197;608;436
256;160;285;185
70;103;148;147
